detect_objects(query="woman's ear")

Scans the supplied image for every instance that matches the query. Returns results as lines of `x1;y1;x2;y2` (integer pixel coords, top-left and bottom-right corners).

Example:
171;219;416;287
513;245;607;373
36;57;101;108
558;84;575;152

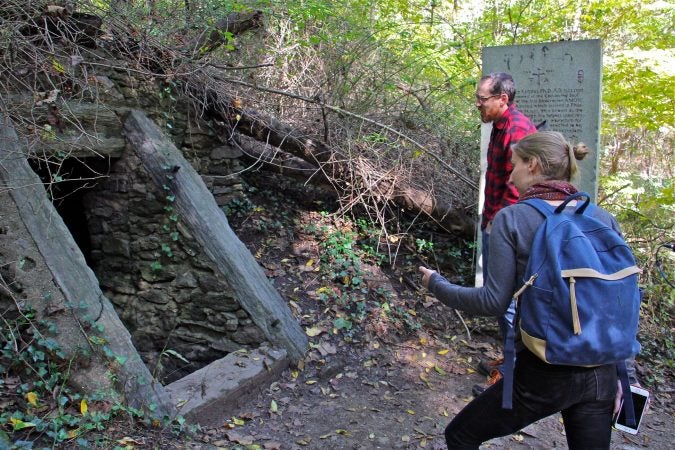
528;158;540;174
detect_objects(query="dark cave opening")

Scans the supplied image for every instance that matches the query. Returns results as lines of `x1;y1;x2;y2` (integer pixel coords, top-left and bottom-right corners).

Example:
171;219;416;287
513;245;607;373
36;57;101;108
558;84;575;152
29;156;115;266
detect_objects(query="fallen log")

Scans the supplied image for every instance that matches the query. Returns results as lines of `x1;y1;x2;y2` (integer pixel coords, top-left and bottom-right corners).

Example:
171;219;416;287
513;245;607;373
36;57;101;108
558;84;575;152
216;104;476;236
188;10;264;56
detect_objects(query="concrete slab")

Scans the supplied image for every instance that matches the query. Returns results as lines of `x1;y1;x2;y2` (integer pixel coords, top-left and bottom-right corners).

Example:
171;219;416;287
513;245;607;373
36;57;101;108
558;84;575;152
164;346;289;427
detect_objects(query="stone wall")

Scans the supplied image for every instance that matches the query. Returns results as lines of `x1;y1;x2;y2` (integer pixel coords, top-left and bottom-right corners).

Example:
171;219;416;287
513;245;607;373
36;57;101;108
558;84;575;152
12;61;267;384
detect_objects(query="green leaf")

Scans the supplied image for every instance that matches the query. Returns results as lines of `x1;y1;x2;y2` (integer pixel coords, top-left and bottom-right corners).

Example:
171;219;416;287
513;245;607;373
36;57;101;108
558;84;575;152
333;317;353;330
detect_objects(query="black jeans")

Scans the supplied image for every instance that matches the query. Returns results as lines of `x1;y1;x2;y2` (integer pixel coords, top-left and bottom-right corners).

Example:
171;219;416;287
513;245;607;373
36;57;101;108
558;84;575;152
445;349;617;450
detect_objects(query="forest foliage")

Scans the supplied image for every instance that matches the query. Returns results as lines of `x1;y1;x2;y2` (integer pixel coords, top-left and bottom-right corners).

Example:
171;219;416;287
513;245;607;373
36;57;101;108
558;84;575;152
1;0;673;446
4;0;674;397
118;0;673;371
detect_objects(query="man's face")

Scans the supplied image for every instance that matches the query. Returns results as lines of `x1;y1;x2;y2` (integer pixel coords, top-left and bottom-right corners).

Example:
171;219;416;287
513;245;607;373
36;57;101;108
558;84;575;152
475;80;508;123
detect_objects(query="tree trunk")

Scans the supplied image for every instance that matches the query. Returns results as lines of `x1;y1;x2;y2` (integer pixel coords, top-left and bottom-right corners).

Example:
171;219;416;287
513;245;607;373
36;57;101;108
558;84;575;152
233;133;332;185
124;110;308;362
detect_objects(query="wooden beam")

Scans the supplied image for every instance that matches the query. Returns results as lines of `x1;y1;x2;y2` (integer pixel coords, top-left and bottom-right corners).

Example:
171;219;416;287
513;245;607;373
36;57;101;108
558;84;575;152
124;109;308;361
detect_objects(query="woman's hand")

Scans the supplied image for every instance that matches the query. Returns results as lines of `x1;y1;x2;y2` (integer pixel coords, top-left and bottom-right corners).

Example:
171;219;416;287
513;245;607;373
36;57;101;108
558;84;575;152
613;381;647;419
613;380;623;417
418;266;436;289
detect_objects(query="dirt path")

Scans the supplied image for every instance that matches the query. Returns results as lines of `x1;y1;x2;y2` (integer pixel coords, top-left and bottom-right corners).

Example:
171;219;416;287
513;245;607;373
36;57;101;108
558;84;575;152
191;174;673;450
197;316;672;449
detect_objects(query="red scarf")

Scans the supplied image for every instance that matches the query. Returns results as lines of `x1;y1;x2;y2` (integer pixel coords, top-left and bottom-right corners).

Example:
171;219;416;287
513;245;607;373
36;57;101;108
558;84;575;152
518;181;578;201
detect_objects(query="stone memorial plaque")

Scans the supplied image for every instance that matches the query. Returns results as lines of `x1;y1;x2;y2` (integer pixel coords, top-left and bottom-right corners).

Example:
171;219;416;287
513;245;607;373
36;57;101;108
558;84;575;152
475;40;602;286
482;39;602;199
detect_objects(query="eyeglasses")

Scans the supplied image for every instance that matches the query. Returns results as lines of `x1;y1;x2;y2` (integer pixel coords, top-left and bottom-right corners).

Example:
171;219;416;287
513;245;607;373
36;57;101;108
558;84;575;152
474;93;501;104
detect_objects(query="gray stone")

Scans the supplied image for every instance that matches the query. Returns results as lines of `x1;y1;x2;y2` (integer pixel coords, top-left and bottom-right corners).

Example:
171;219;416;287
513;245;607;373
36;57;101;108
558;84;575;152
174;288;197;304
91;205;114;218
138;289;170;305
233;325;266;344
210;337;241;353
176;271;199;288
140;266;176;282
198;273;229;292
210;145;243;160
111;279;136;295
101;236;131;257
119;87;137;98
164;347;289;427
176;222;194;240
224;318;239;332
205;163;232;176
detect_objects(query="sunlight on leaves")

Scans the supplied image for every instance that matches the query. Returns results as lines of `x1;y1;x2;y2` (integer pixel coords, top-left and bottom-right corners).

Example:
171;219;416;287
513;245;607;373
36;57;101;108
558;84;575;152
305;326;324;337
232;417;245;426
10;418;36;431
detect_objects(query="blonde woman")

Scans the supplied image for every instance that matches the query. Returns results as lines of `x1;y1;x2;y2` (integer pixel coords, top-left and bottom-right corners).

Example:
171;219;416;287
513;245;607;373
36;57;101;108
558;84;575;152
420;131;635;450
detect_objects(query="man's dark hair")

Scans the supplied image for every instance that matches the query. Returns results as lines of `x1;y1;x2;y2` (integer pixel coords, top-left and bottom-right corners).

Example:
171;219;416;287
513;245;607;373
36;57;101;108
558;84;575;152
480;72;516;105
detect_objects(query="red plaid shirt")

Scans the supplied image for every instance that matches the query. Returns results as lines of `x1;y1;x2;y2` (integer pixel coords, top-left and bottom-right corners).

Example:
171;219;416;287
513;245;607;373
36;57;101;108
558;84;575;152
482;104;536;229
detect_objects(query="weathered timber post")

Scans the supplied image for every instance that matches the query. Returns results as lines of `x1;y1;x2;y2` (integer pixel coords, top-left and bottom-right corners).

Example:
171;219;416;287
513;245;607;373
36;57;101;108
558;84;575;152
124;110;308;361
0;112;174;417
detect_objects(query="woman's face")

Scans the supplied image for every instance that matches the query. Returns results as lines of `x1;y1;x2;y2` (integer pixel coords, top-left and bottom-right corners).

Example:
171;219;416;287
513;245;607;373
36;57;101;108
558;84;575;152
509;152;535;194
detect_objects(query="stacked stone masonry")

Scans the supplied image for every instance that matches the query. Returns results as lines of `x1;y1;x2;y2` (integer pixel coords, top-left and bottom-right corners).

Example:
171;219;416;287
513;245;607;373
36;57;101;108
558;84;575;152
14;61;265;384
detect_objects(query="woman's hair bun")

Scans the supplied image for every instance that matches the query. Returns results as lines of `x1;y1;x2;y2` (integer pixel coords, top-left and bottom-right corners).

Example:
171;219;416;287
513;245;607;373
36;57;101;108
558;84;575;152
572;143;590;160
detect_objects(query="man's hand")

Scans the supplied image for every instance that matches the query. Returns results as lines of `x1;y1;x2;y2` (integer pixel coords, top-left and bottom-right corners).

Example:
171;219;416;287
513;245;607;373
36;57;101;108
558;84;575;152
418;266;436;289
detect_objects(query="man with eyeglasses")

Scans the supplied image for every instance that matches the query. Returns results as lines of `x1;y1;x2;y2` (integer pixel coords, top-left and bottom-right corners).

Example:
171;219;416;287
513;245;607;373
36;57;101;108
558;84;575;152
473;72;536;395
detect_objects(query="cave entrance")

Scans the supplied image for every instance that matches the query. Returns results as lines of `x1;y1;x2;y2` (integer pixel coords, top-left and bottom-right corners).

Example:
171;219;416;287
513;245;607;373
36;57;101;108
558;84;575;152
29;155;115;266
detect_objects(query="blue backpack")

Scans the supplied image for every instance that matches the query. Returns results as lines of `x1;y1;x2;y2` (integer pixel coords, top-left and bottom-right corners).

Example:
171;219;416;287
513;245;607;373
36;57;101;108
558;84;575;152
501;193;641;424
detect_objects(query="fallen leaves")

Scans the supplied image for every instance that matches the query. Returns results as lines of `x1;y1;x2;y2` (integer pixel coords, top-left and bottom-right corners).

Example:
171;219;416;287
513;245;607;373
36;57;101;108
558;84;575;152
25;391;38;407
305;326;325;337
224;429;254;445
9;417;36;431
